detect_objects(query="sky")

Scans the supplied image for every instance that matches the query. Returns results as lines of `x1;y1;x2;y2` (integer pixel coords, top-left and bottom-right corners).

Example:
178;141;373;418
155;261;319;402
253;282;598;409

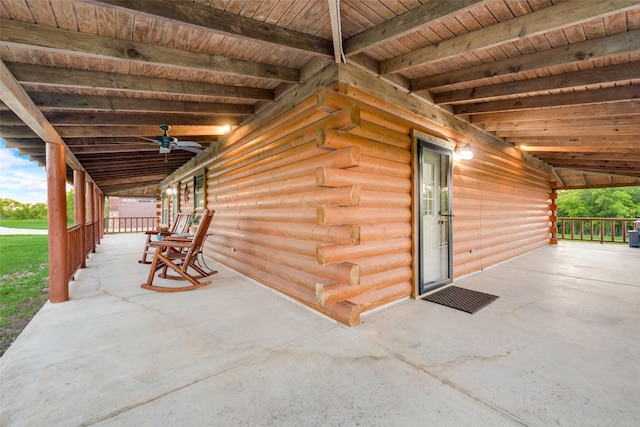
0;138;48;204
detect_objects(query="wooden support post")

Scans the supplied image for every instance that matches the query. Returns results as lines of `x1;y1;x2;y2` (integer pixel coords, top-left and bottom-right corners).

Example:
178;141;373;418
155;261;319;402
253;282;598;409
99;192;105;239
549;187;558;245
74;170;86;268
87;181;96;252
94;187;101;243
46;142;68;303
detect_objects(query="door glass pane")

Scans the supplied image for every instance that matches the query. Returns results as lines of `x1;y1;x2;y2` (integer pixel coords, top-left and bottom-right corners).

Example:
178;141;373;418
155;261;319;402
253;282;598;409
420;142;452;293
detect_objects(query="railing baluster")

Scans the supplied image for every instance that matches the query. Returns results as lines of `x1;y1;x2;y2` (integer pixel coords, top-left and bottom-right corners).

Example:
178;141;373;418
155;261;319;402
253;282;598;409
103;217;159;234
557;217;638;245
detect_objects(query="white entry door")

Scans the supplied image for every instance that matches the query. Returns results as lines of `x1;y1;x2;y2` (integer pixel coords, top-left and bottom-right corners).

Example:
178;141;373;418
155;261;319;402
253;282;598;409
419;140;453;294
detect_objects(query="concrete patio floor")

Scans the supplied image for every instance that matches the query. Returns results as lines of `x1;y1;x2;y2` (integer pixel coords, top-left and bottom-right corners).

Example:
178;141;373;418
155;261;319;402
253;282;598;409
1;235;639;426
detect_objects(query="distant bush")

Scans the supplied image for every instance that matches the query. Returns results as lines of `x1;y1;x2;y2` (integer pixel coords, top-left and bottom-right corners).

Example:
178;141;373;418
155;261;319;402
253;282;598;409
0;198;47;220
1;190;75;223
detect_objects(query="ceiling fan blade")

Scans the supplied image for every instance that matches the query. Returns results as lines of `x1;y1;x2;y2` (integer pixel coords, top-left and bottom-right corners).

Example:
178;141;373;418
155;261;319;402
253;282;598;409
174;140;203;148
177;146;207;155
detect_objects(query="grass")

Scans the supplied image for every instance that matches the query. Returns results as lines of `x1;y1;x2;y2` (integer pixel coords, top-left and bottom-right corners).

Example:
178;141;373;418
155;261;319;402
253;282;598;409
0;234;49;356
0;219;49;230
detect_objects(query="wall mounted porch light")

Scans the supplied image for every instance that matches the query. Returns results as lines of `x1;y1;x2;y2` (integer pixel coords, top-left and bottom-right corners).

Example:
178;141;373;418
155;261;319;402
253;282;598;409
455;143;474;160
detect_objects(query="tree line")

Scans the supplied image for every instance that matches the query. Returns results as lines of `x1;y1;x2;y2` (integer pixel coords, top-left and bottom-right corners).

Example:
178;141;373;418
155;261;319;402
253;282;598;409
0;190;75;222
557;187;640;218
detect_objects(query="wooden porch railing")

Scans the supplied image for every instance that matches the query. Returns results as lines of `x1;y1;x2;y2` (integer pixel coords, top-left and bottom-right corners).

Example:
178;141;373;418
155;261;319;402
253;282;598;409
67;225;83;282
104;216;158;233
557;217;639;244
86;220;98;253
67;220;101;282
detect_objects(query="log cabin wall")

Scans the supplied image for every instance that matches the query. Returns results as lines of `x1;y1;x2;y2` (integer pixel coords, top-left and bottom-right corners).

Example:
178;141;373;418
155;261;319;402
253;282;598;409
315;83;552;301
202;87;413;326
166;64;552;326
451;143;551;278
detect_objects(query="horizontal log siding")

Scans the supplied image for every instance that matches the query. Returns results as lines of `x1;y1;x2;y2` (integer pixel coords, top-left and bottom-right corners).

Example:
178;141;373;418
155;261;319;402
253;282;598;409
316;124;413;317
319;85;551;300
201;92;415;325
201;101;358;325
452;143;551;278
193;86;550;325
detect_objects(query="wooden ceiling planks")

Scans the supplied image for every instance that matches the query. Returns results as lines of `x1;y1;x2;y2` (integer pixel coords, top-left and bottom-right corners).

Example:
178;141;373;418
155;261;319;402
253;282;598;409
0;0;638;195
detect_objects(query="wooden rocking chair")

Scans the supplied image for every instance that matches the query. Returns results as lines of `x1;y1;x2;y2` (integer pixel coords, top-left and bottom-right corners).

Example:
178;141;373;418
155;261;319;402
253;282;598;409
138;211;193;264
141;209;217;292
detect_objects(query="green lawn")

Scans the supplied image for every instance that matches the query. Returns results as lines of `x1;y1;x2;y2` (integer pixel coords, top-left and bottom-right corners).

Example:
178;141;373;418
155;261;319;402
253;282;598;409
0;219;49;230
0;235;49;274
0;234;49;356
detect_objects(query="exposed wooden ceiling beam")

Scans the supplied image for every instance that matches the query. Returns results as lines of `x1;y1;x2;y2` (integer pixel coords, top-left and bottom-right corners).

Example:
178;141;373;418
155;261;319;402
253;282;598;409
84;164;187;174
541;160;640;170
436;62;640;105
58;126;226;141
0;60;58;142
7;63;274;101
28;92;254;115
43;112;239;127
518;146;638;153
455;86;640;115
535;153;640;161
83;163;192;174
78;159;191;169
507;135;639;145
412;29;640;91
63;136;215;145
0;126;42;138
6;147;45;157
554;167;640;181
497;126;639;138
1;124;224;139
98;175;167;187
2;139;44;149
480;116;640;131
86;0;332;57
470;100;640;123
382;0;640;75
63;144;160;154
99;182;162;192
0;18;299;83
343;0;486;56
55;125;229;138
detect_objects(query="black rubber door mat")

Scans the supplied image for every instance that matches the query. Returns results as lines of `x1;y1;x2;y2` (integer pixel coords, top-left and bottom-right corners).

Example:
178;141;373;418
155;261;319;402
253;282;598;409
422;286;499;314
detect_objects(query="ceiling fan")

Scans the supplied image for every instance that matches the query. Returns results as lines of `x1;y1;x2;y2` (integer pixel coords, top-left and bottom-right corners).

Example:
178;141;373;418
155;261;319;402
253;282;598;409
148;124;208;155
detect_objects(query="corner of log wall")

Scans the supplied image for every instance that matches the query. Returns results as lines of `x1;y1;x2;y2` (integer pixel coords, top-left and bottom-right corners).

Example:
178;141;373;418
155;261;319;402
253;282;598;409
200;89;415;326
